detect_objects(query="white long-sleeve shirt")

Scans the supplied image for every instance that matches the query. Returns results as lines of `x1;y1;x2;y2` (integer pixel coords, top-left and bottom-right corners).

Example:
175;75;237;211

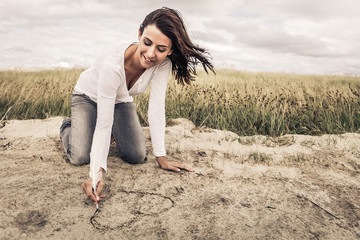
74;41;171;175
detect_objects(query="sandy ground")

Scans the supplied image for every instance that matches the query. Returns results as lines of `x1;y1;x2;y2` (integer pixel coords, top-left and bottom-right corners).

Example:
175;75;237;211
0;117;359;240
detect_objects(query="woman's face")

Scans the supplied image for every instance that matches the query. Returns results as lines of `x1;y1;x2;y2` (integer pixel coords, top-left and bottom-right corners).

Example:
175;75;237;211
137;24;173;68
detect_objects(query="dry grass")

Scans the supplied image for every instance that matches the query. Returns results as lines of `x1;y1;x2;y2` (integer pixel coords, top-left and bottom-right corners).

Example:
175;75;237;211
0;68;359;136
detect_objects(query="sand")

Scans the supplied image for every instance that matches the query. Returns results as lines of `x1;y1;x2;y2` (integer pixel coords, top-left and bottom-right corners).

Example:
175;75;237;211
0;117;359;239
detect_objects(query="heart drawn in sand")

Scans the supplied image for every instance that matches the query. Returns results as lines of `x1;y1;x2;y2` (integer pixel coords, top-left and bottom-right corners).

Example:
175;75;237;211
91;189;174;231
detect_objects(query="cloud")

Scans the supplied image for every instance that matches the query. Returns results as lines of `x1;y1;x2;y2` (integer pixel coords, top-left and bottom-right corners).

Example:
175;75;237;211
234;25;350;58
239;0;359;19
201;3;359;61
1;0;360;74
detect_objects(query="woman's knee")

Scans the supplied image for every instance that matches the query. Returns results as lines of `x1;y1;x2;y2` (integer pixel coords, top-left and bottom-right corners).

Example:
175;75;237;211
69;152;90;166
122;148;146;164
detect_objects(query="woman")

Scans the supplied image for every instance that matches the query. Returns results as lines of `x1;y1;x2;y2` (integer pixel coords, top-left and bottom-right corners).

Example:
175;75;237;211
60;7;215;205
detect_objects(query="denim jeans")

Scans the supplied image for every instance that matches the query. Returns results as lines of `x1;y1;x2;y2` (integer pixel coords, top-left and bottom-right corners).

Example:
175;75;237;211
60;91;146;166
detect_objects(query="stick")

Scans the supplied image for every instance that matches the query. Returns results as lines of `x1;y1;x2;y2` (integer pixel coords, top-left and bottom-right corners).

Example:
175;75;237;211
302;195;340;219
92;179;99;209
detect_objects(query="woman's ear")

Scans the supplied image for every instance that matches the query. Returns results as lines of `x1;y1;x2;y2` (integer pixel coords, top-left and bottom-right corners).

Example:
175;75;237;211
168;49;173;56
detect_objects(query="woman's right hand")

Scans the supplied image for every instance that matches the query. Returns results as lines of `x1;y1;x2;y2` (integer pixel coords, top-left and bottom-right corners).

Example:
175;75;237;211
82;178;105;206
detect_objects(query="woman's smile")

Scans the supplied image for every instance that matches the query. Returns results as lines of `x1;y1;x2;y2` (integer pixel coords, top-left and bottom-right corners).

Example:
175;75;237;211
143;54;155;63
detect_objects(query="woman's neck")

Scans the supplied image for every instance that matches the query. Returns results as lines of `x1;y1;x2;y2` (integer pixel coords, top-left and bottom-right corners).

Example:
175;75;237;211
124;43;145;73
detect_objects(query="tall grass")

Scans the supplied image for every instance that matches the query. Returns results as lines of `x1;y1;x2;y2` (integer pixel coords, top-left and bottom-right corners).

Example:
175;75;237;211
0;68;83;119
0;68;359;136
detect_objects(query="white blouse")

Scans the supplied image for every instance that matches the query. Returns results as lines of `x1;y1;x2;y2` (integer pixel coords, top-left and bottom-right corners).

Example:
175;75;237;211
74;41;171;177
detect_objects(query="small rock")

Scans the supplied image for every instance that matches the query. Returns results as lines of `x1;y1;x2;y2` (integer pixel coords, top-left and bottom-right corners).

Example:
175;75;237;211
198;151;207;157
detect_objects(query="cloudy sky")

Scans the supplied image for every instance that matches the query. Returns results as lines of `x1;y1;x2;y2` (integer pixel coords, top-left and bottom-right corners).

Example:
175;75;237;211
1;0;359;75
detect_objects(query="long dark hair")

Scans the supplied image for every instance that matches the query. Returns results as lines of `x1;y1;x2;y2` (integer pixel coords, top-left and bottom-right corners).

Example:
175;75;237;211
139;7;215;84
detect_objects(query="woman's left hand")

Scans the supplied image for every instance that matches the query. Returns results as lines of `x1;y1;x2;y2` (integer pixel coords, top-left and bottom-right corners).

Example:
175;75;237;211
156;156;194;172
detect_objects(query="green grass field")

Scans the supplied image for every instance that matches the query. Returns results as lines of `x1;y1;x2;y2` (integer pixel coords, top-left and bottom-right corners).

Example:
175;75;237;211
0;68;359;136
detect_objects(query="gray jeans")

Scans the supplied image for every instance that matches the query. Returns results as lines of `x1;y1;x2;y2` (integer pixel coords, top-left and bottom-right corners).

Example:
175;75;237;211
60;92;146;166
